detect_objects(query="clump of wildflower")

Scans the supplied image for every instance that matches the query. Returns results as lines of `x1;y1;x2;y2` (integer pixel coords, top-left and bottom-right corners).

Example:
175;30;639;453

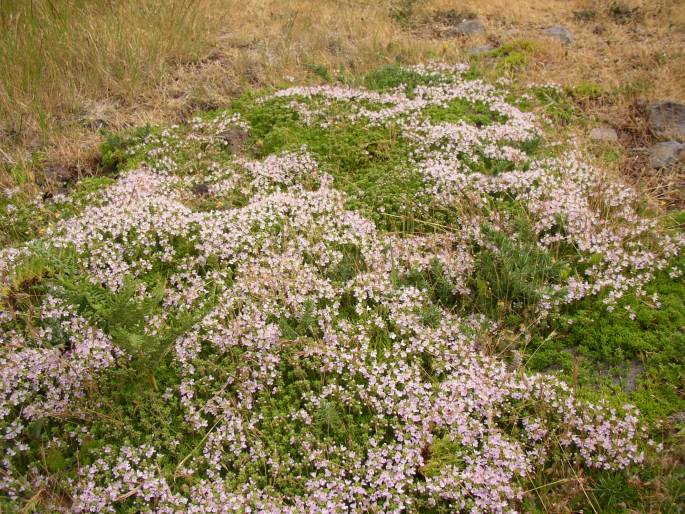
0;62;676;513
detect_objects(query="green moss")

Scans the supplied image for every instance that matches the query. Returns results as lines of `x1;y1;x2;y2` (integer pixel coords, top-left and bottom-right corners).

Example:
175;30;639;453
528;254;685;422
100;124;154;172
237;95;432;230
491;40;537;71
307;62;331;82
364;63;442;94
424;97;506;126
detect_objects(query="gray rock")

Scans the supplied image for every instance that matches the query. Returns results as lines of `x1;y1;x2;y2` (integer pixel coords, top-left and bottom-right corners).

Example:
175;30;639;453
447;18;486;37
646;101;685;141
669;411;685;425
218;127;249;154
624;359;644;394
648;141;685;169
192;182;210;197
36;163;77;187
590;127;618;142
604;359;644;394
468;44;495;55
545;25;574;44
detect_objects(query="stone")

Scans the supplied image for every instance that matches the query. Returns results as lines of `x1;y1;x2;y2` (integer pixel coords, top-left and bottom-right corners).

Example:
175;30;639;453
648;141;685;169
36;163;78;187
623;359;644;394
218;127;249;154
192;182;210;197
544;25;574;44
590;127;618;142
468;44;495;55
645;101;685;141
447;18;486;37
669;411;685;425
604;359;644;394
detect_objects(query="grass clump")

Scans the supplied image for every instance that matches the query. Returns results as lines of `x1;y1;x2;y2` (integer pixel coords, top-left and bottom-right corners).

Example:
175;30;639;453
0;0;219;146
490;40;537;71
307;63;332;82
473;224;567;321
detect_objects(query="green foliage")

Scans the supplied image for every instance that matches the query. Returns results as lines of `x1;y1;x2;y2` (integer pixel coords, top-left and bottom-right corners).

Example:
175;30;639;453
0;198;42;246
0;174;114;246
570;82;608;101
592;470;640;511
277;301;320;340
236;95;432;230
424;97;505;126
327;244;366;284
45;447;67;473
401;261;459;311
2;62;684;513
306;63;331;82
100;124;153;172
530;85;581;125
491;40;536;70
471;215;566;321
500;51;527;69
87;360;193;457
491;40;536;58
599;147;621;165
523;450;685;513
1;249;56;323
420;434;463;477
528;254;685;422
70;176;115;200
364;63;440;94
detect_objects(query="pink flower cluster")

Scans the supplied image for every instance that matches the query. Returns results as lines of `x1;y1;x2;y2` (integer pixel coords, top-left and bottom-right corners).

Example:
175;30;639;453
0;62;676;512
0;296;122;499
269;63;683;311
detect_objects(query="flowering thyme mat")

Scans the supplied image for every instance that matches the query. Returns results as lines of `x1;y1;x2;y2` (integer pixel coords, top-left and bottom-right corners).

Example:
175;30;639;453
1;63;683;512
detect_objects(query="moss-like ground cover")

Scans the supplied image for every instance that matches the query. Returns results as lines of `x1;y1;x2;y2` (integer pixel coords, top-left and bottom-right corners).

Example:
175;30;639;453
0;63;683;512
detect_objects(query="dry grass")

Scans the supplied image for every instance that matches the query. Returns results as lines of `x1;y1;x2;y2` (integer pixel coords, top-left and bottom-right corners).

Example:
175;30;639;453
0;0;223;133
415;0;685;96
0;0;683;197
0;0;223;183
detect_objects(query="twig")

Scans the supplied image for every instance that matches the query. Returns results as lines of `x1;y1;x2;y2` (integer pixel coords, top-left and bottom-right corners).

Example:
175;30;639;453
379;212;453;231
524;477;574;493
557;441;599;514
19;487;44;513
115;484;142;502
0;145;16;166
174;415;224;481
